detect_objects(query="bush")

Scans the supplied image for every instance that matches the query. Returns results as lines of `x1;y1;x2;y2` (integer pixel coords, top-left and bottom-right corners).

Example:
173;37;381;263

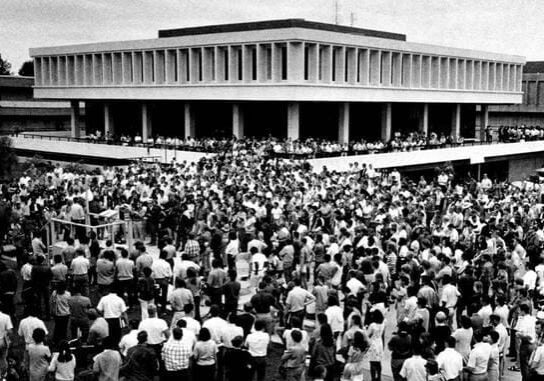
0;137;18;180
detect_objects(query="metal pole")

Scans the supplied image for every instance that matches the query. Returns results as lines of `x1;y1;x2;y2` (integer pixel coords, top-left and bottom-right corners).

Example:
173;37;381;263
127;219;134;253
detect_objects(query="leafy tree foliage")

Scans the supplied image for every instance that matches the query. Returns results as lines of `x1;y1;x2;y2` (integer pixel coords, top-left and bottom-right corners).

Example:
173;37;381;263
0;137;18;179
18;60;34;77
0;54;12;75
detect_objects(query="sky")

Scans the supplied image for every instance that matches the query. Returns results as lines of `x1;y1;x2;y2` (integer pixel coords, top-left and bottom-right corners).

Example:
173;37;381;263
1;0;543;74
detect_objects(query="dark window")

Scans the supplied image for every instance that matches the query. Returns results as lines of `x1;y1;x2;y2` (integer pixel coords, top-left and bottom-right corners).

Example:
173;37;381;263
332;49;336;82
252;48;257;80
345;49;349;82
224;50;229;81
185;52;190;81
304;45;309;80
238;49;243;80
281;46;287;80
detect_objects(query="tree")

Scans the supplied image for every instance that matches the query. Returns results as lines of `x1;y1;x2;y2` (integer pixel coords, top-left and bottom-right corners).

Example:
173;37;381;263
18;60;34;77
0;137;18;179
0;54;12;75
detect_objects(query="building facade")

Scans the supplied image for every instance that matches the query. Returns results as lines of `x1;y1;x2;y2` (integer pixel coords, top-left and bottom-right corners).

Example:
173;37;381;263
0;75;76;134
475;62;544;130
30;19;525;142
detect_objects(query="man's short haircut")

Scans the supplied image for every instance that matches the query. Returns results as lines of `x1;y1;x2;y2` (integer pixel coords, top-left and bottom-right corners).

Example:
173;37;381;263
172;327;183;340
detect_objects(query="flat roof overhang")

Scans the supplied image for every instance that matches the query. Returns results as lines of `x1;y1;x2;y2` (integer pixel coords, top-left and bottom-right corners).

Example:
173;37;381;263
158;19;406;41
33;85;523;104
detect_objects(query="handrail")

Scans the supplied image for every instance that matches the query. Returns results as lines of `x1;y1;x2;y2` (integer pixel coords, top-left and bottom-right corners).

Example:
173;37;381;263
50;217;126;229
10;132;544;160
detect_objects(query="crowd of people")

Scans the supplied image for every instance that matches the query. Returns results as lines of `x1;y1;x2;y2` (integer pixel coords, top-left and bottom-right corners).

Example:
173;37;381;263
82;130;469;158
498;126;544;143
0;142;543;381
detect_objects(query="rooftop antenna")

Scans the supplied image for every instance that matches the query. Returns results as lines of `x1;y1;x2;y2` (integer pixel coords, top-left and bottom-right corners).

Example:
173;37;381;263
335;0;339;25
350;12;355;26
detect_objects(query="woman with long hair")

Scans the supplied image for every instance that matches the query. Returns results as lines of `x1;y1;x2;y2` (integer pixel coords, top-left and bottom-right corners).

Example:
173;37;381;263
367;309;385;381
343;331;369;381
193;328;217;380
310;324;336;381
48;340;76;381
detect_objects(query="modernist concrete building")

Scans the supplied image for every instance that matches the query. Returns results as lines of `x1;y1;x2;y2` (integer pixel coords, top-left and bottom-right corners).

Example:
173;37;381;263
30;19;525;142
474;62;544;131
0;75;76;134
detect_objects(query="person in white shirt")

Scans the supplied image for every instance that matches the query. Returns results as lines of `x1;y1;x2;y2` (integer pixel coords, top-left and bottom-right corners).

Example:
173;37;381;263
118;319;139;356
515;303;537;379
220;314;244;348
181;304;201;337
0;310;13;372
436;336;463;381
285;278;315;322
70;249;90;296
325;295;345;338
440;275;460;330
346;270;365;296
245;320;270;381
249;247;268;283
202;305;228;345
399;345;427;381
176;254;200;279
490;314;509;379
465;330;492;381
18;309;47;348
530;320;544;378
151;250;173;313
282;316;309;351
138;304;169;346
477;296;493;327
96;287;127;345
174;319;197;350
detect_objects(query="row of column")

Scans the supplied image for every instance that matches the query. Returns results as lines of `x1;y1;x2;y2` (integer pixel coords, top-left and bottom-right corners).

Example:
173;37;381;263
70;101;482;142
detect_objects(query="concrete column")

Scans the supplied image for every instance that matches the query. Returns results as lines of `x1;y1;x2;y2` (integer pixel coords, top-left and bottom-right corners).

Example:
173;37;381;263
232;104;244;139
287;102;300;140
184;103;195;138
142;104;152;142
104;103;113;138
381;103;392;142
338;102;350;144
479;105;489;141
451;103;461;138
287;42;304;82
70;100;80;138
419;103;429;135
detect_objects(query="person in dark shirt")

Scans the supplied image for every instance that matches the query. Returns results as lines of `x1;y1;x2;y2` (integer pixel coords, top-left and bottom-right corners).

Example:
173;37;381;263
223;335;252;381
137;267;155;320
250;281;279;335
88;231;101;286
0;261;17;318
388;321;412;381
223;269;241;317
120;331;158;381
233;303;256;337
31;255;52;320
430;311;452;355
